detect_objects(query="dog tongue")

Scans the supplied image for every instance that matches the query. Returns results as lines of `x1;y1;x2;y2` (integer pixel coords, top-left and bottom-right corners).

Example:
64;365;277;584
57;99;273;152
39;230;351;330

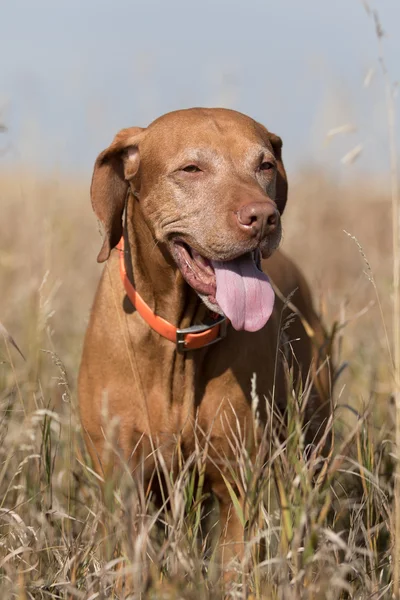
211;254;275;332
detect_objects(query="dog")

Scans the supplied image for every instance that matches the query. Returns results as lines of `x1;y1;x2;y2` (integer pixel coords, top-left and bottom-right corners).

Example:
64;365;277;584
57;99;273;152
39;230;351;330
78;107;332;580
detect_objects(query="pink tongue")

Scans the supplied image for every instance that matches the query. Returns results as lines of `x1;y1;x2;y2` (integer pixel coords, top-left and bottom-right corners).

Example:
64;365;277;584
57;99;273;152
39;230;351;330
211;254;275;332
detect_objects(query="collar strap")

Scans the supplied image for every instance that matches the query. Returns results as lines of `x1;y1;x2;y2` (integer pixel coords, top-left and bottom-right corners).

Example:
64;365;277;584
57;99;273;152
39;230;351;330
116;237;228;352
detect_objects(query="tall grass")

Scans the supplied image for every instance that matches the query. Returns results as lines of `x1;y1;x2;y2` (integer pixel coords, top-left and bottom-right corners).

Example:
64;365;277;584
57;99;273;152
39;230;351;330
1;6;398;593
0;162;396;598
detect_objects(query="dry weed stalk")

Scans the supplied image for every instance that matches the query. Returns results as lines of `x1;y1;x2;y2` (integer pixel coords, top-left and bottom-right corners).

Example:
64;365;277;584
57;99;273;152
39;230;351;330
365;6;400;595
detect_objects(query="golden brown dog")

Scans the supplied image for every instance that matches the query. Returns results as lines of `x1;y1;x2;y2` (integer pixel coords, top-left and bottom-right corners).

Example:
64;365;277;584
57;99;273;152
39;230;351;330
78;107;331;577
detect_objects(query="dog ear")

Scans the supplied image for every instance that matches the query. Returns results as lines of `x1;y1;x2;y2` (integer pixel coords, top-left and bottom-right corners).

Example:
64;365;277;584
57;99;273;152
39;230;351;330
91;127;144;263
267;132;288;215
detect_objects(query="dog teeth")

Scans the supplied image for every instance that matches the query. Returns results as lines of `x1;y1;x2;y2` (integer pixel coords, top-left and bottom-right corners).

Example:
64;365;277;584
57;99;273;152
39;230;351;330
192;249;210;269
185;258;195;272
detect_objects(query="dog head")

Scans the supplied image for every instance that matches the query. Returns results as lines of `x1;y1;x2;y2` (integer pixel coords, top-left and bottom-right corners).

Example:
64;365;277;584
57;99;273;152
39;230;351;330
91;108;288;331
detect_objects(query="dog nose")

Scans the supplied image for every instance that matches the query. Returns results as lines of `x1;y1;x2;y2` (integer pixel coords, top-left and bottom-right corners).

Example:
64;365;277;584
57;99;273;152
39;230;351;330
236;202;279;238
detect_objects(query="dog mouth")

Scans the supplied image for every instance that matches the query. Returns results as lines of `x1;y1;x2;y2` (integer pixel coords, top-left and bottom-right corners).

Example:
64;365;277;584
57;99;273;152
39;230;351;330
172;241;218;300
171;241;275;332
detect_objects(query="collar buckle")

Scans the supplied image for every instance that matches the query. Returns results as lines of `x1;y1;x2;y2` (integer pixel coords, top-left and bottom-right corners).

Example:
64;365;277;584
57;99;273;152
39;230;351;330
176;316;228;352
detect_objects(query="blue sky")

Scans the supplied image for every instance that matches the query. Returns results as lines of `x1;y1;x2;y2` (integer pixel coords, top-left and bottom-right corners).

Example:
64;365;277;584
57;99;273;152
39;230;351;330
0;0;399;177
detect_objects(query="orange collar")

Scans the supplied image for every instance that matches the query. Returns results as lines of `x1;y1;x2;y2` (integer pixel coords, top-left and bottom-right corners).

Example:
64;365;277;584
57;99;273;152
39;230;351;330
116;237;228;352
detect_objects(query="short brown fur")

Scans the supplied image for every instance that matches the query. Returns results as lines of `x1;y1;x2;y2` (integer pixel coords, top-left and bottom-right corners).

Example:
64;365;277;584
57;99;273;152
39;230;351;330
78;107;332;579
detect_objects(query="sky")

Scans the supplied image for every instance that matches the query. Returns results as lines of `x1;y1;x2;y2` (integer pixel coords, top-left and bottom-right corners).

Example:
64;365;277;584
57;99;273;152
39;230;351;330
0;0;399;178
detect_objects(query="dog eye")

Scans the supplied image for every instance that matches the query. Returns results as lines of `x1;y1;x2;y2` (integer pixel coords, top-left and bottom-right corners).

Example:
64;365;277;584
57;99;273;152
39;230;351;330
259;161;275;171
181;165;202;173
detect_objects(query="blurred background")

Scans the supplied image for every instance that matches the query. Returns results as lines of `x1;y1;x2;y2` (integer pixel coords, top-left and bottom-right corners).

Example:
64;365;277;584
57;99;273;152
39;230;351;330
0;0;399;402
1;5;399;597
1;0;399;173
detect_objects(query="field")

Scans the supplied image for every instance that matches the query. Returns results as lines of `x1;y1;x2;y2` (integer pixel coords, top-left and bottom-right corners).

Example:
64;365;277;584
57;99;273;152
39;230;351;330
0;159;397;599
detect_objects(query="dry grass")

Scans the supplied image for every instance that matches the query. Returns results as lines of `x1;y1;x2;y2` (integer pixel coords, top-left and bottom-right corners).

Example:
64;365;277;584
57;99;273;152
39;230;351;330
0;161;396;598
1;7;398;597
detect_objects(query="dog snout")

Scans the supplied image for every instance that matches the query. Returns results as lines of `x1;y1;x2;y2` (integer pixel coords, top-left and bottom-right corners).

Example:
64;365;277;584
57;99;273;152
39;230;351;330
236;202;279;238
